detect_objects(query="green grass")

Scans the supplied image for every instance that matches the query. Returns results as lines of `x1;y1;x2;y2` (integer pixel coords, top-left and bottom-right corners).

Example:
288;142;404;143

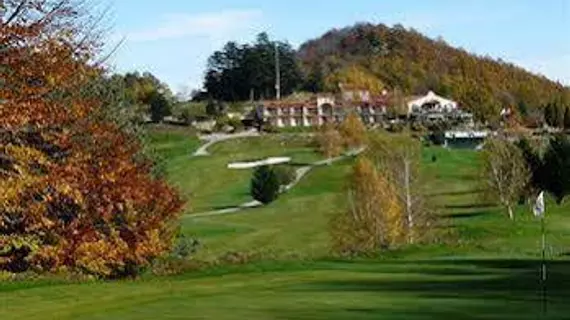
183;158;352;260
151;132;323;213
183;144;570;261
2;129;570;319
2;259;570;319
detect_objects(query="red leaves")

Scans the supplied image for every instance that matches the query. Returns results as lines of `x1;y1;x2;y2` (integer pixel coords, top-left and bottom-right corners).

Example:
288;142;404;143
1;1;183;277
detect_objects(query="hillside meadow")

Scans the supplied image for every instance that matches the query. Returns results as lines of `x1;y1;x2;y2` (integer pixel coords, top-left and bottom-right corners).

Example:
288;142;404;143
2;128;570;319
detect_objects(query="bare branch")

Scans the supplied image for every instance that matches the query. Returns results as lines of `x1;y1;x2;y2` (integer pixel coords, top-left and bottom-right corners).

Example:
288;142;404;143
2;0;29;27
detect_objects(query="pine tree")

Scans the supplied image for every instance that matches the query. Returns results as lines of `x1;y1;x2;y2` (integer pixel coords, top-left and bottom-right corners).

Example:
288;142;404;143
564;107;570;130
544;104;554;127
542;135;570;204
250;166;281;204
516;138;544;197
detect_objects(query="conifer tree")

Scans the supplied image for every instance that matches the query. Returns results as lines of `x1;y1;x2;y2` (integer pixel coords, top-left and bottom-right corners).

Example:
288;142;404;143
250;166;281;204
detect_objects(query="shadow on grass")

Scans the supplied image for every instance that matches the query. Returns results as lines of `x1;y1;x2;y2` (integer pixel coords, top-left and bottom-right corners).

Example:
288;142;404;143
440;210;494;219
444;203;495;210
211;205;239;211
281;259;570;320
289;161;313;167
428;188;485;197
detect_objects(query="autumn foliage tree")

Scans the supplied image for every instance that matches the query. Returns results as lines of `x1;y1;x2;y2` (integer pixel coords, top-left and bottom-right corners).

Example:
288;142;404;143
324;64;385;96
314;123;344;163
0;1;182;277
480;136;530;219
298;23;570;122
339;112;367;150
366;132;433;243
330;157;403;255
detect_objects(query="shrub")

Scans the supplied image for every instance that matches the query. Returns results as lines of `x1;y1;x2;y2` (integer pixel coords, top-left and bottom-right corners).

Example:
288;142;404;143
218;251;262;265
387;122;405;133
251;166;281;204
429;129;446;146
178;108;193;126
274;165;297;187
171;235;201;259
227;117;244;132
151;257;206;276
214;115;230;131
263;124;279;133
0;271;14;281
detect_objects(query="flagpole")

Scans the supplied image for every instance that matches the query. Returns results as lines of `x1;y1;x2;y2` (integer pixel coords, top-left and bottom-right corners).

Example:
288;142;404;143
540;213;547;315
533;191;547;316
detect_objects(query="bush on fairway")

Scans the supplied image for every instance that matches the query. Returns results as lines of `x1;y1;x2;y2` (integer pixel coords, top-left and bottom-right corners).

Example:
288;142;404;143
274;165;297;186
251;166;281;204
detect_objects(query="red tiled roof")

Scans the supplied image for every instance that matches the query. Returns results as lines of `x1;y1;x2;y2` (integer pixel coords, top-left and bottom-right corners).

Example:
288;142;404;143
262;94;389;108
263;101;312;108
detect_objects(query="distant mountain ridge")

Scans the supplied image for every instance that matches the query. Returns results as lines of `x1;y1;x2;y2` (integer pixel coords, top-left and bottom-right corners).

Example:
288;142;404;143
297;23;570;121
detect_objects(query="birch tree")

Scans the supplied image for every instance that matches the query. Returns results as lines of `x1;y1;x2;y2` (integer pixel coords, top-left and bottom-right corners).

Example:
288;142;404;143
329;157;403;255
481;137;530;219
366;132;430;244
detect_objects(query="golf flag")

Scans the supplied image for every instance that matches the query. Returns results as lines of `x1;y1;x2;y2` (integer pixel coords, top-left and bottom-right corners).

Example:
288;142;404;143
533;191;545;217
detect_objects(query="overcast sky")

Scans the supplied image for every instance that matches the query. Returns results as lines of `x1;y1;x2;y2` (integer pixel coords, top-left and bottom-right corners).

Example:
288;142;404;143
106;0;570;94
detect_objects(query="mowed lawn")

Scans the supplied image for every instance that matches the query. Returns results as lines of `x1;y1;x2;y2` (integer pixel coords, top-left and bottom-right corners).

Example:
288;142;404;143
2;130;570;319
3;259;570;319
150;130;323;213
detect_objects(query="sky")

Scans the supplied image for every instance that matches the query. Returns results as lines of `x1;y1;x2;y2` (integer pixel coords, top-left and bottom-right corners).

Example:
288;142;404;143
105;0;570;95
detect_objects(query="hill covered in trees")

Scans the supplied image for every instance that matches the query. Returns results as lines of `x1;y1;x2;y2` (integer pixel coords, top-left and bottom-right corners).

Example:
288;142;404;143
297;23;570;121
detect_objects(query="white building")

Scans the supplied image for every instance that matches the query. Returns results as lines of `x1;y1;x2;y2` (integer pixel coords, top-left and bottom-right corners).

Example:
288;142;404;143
407;91;458;114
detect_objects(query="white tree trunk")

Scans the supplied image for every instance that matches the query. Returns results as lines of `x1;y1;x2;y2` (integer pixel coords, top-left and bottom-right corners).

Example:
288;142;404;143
507;204;514;220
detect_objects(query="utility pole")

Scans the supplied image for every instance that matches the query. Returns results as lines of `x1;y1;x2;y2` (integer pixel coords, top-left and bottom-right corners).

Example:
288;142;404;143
275;42;281;100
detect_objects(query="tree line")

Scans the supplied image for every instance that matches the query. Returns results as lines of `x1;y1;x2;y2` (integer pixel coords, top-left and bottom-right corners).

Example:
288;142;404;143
202;24;570;126
204;33;302;101
298;23;570;123
481;134;570;220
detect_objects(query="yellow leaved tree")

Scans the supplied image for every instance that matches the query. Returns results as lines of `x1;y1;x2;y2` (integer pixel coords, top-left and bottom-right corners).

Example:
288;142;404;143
339;112;368;150
324;65;384;96
330;157;404;255
314;123;344;163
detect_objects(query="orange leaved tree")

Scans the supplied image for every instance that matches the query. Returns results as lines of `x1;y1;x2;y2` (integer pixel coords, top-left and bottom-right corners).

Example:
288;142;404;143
339;112;368;150
0;1;183;277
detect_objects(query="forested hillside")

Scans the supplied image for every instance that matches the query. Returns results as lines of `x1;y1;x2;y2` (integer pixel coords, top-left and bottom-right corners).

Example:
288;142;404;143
298;23;570;121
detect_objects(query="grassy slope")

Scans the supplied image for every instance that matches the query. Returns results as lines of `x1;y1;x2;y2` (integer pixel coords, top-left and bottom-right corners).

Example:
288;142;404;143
154;133;322;213
183;158;352;260
2;130;570;319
